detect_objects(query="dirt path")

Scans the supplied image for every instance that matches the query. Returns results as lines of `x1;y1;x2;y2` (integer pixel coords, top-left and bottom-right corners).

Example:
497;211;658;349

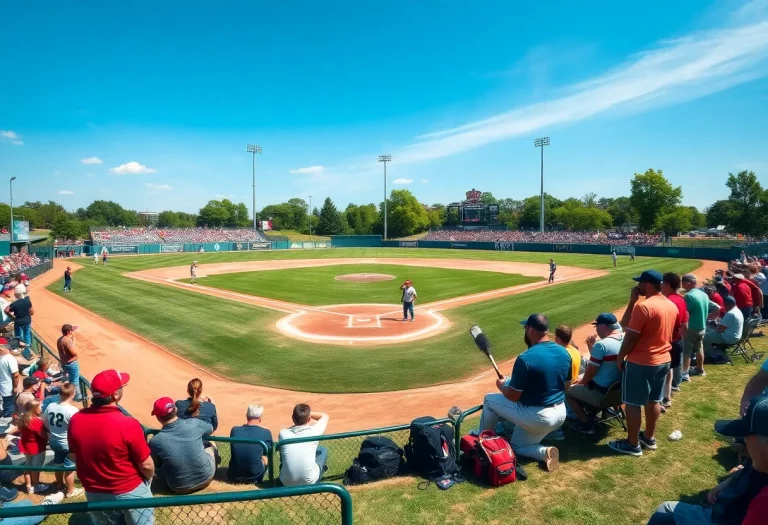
31;258;721;436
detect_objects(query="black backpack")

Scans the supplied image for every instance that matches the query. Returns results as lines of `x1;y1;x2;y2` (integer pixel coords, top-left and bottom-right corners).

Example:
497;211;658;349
344;436;404;485
404;416;459;480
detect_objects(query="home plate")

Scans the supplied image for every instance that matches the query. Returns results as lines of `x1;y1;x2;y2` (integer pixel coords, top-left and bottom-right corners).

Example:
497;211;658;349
356;318;371;323
348;316;381;328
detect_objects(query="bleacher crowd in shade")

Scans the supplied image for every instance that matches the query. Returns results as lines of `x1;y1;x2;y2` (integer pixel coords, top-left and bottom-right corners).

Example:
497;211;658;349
422;228;662;246
0;254;44;280
89;227;269;245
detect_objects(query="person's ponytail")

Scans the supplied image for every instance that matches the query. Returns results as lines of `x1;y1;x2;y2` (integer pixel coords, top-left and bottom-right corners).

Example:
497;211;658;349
187;378;203;416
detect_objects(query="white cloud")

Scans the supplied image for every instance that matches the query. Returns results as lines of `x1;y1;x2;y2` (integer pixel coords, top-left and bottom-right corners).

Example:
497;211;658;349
109;161;157;175
145;183;173;191
289;166;325;175
394;13;768;164
81;157;103;165
421;179;428;184
58;190;74;195
393;178;413;185
0;130;23;145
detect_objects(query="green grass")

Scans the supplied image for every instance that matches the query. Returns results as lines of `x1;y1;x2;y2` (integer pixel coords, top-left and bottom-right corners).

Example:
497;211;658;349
185;264;541;305
49;248;699;392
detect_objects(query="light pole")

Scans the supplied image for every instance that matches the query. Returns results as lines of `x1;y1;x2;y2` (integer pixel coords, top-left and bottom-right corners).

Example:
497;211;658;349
533;137;550;233
378;155;391;240
308;195;313;243
9;177;16;242
246;144;262;231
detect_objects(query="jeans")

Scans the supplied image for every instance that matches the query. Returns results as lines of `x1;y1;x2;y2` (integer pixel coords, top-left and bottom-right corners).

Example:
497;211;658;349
479;393;566;462
402;302;414;320
739;307;754;331
315;446;328;482
64;361;81;398
14;324;31;350
0;499;46;525
2;395;15;417
63;278;72;291
86;481;155;525
646;501;714;525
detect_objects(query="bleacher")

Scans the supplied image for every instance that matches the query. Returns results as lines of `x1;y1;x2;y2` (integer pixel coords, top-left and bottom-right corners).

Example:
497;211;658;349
90;227;269;245
422;228;661;246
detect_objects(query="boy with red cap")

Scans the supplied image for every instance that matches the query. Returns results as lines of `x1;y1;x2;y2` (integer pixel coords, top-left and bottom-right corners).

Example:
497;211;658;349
400;279;417;322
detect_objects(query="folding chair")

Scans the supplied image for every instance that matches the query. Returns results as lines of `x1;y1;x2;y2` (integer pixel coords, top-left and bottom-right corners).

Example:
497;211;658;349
743;317;765;363
583;380;626;431
712;317;761;364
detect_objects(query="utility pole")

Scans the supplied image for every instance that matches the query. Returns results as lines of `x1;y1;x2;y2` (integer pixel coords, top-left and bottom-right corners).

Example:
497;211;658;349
308;195;313;243
533;137;550;233
9;177;16;242
378;155;391;239
246;144;262;230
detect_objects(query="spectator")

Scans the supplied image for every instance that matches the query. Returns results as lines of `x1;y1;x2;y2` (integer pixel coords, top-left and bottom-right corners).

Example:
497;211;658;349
19;399;49;494
0;434;20;502
278;404;330;486
0;342;20;418
554;324;585;381
703;285;723;321
31;358;59;403
175;378;218;432
703;296;744;362
731;273;757;325
68;370;155;525
63;266;72;293
740;359;768;416
681;274;708;381
16;377;41;417
478;314;570;471
646;394;768;525
610;270;678;456
43;383;83;499
148;397;217;494
566;313;624;435
12;276;26;299
714;279;730;318
0;290;12;332
5;288;33;350
227;404;273;484
56;324;81;401
661;273;688;407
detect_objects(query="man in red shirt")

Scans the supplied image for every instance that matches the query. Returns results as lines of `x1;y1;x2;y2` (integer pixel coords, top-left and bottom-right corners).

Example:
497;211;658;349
68;370;155;525
661;273;688;408
731;273;761;328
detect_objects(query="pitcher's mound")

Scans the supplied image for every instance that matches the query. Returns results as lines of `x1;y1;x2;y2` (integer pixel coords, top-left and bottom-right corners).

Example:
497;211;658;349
335;273;396;283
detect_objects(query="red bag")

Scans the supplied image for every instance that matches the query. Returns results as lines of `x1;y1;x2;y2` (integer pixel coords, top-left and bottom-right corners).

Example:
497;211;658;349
474;430;516;487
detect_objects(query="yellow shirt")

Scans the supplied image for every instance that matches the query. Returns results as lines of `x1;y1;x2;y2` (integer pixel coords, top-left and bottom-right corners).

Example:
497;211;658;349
565;344;581;380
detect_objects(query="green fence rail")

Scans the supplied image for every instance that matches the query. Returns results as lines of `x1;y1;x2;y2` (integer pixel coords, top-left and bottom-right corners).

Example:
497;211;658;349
0;484;353;525
454;405;483;454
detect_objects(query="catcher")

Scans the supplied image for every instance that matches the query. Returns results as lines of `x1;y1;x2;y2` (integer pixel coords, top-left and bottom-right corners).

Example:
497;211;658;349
400;280;417;322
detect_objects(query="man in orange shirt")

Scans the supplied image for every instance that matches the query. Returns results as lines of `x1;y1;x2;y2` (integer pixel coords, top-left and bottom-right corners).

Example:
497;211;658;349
610;270;679;457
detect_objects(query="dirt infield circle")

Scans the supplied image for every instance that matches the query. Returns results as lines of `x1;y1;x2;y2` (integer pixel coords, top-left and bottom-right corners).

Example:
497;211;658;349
334;273;395;283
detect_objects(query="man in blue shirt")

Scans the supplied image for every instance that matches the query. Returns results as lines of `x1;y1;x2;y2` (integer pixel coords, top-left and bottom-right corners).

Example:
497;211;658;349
479;313;572;472
227;404;273;484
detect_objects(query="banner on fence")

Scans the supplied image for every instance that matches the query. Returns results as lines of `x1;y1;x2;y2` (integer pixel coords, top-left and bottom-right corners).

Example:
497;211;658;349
554;244;572;252
250;242;272;251
160;244;183;253
109;246;138;254
611;245;636;255
400;241;418;248
452;243;468;249
290;242;302;249
315;242;327;248
495;242;514;252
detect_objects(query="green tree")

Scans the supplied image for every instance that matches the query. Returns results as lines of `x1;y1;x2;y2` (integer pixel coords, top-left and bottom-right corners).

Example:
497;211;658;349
605;197;637;229
480;192;498;204
518;194;561;229
582;192;598;208
157;211;197;227
345;204;379;234
82;200;139;226
316;198;344;235
51;214;82;240
629;169;682;232
725;170;763;235
197;200;230;227
259;203;294;230
655;206;693;237
687;206;706;229
382;189;430;238
551;200;613;230
705;200;732;229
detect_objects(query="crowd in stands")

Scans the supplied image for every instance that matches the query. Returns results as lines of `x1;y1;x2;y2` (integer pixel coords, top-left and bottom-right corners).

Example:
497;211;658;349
52;240;84;247
0;254;44;280
90;227;268;245
422;228;661;245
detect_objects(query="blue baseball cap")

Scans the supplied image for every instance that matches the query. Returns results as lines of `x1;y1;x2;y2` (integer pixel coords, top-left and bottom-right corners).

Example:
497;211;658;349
632;270;663;285
520;314;549;332
592;313;618;326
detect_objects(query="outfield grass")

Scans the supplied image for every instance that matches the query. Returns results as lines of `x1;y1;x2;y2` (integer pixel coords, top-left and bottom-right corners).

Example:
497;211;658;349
186;264;541;305
49;249;700;392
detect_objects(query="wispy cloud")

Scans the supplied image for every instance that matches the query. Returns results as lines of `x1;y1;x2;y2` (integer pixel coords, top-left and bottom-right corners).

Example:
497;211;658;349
393;178;413;185
81;157;103;165
145;183;173;191
0;130;23;145
290;166;324;175
58;190;74;195
421;179;429;184
109;161;157;175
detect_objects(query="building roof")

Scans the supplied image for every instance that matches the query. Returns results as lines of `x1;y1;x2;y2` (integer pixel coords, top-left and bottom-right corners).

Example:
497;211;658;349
0;234;50;243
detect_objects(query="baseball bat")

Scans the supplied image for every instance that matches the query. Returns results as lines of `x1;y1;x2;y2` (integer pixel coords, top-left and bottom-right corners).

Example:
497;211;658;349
469;325;503;380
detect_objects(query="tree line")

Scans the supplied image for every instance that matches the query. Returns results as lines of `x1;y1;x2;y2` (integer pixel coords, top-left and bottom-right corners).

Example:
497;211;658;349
7;168;761;241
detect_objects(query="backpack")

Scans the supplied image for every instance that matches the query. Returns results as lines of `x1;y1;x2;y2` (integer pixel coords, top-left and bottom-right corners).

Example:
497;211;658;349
404;416;458;481
471;430;516;487
343;436;404;485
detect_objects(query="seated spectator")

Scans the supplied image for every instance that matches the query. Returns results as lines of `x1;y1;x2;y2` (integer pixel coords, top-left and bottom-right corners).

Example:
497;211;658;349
43;383;83;499
175;378;218;433
554;324;585;380
18;399;48;494
278;404;330;486
148;397;217;494
741;359;768;415
566;313;624;435
15;377;41;417
704;296;744;361
0;434;20;502
647;394;768;525
478;314;570;471
227;404;274;484
703;285;723;321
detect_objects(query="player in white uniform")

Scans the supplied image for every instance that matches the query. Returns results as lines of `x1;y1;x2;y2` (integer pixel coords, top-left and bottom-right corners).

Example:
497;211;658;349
190;261;198;284
612;251;618;268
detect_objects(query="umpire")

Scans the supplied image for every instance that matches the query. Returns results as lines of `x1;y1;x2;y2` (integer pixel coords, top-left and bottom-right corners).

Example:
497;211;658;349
400;280;417;322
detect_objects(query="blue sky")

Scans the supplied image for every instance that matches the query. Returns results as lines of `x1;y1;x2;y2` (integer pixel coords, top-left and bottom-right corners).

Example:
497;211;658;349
1;0;768;214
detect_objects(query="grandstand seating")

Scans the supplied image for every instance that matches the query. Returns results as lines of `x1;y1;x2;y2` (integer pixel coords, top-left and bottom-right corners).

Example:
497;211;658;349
90;227;269;245
422;228;661;245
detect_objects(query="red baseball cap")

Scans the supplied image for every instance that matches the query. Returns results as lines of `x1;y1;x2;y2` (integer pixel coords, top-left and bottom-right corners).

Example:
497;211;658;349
151;397;175;417
91;370;130;398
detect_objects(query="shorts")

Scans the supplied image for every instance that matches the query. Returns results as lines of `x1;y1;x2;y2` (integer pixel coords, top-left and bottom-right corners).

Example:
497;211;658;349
684;329;705;358
622;361;670;407
566;384;605;407
25;452;46;467
51;444;75;469
670;339;683;369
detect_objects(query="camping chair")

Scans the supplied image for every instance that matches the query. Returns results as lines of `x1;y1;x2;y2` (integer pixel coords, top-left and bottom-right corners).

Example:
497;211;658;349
583;380;626;431
712;317;761;365
743;317;765;363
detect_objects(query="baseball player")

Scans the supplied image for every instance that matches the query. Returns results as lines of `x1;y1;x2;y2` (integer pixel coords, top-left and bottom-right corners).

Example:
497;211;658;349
93;251;98;265
549;259;557;283
400;279;417;322
190;261;198;284
612;250;618;268
101;247;108;266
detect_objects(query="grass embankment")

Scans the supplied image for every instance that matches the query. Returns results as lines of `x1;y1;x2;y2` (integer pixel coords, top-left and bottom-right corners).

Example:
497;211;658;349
264;230;331;242
48;249;698;393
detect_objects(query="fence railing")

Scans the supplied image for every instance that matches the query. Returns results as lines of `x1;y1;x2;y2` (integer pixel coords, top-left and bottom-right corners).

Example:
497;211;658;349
0;484;353;525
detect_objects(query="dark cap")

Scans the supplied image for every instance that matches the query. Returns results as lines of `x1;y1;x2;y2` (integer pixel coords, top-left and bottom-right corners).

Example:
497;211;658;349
715;394;768;437
632;270;663;285
61;324;77;335
520;314;549;332
23;376;40;389
724;295;737;305
592;313;618;326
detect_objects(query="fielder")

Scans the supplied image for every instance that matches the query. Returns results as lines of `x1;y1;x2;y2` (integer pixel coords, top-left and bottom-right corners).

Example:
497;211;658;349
101;247;108;266
190;261;198;284
400;279;417;322
549;259;557;283
612;250;618;268
93;251;98;265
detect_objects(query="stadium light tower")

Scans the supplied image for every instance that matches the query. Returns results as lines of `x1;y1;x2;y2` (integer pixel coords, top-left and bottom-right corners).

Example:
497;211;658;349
378;155;392;240
246;144;262;231
9;177;16;242
533;137;550;233
308;195;313;243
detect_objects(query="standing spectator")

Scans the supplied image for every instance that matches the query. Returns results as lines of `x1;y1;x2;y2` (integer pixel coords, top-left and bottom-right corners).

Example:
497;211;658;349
278;404;330;486
0;290;12;332
661;273;688;407
43;383;83;499
228;404;274;484
63;266;72;293
68;370;155;525
478;314;570;471
549;259;557;283
15;377;41;417
19;399;49;494
12;276;26;299
0;342;20;418
148;397;217;494
681;274;708;381
175;378;218;432
5;288;33;350
704;296;744;361
731;273;756;325
399;280;417;322
610;270;678;456
56;324;81;401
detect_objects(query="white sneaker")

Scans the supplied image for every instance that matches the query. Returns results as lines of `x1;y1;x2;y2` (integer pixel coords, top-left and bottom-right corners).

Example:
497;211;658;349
42;491;65;504
28;483;49;494
65;488;84;499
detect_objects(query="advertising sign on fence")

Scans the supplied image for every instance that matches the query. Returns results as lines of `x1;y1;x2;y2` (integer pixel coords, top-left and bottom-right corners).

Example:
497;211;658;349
315;242;327;248
452;243;468;249
554;244;572;252
495;242;514;251
611;245;636;255
12;220;29;242
400;241;418;248
109;246;138;254
250;242;272;250
161;244;183;253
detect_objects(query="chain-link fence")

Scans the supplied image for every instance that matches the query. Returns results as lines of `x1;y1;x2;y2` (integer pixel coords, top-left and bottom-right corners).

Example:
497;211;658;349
0;485;352;525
